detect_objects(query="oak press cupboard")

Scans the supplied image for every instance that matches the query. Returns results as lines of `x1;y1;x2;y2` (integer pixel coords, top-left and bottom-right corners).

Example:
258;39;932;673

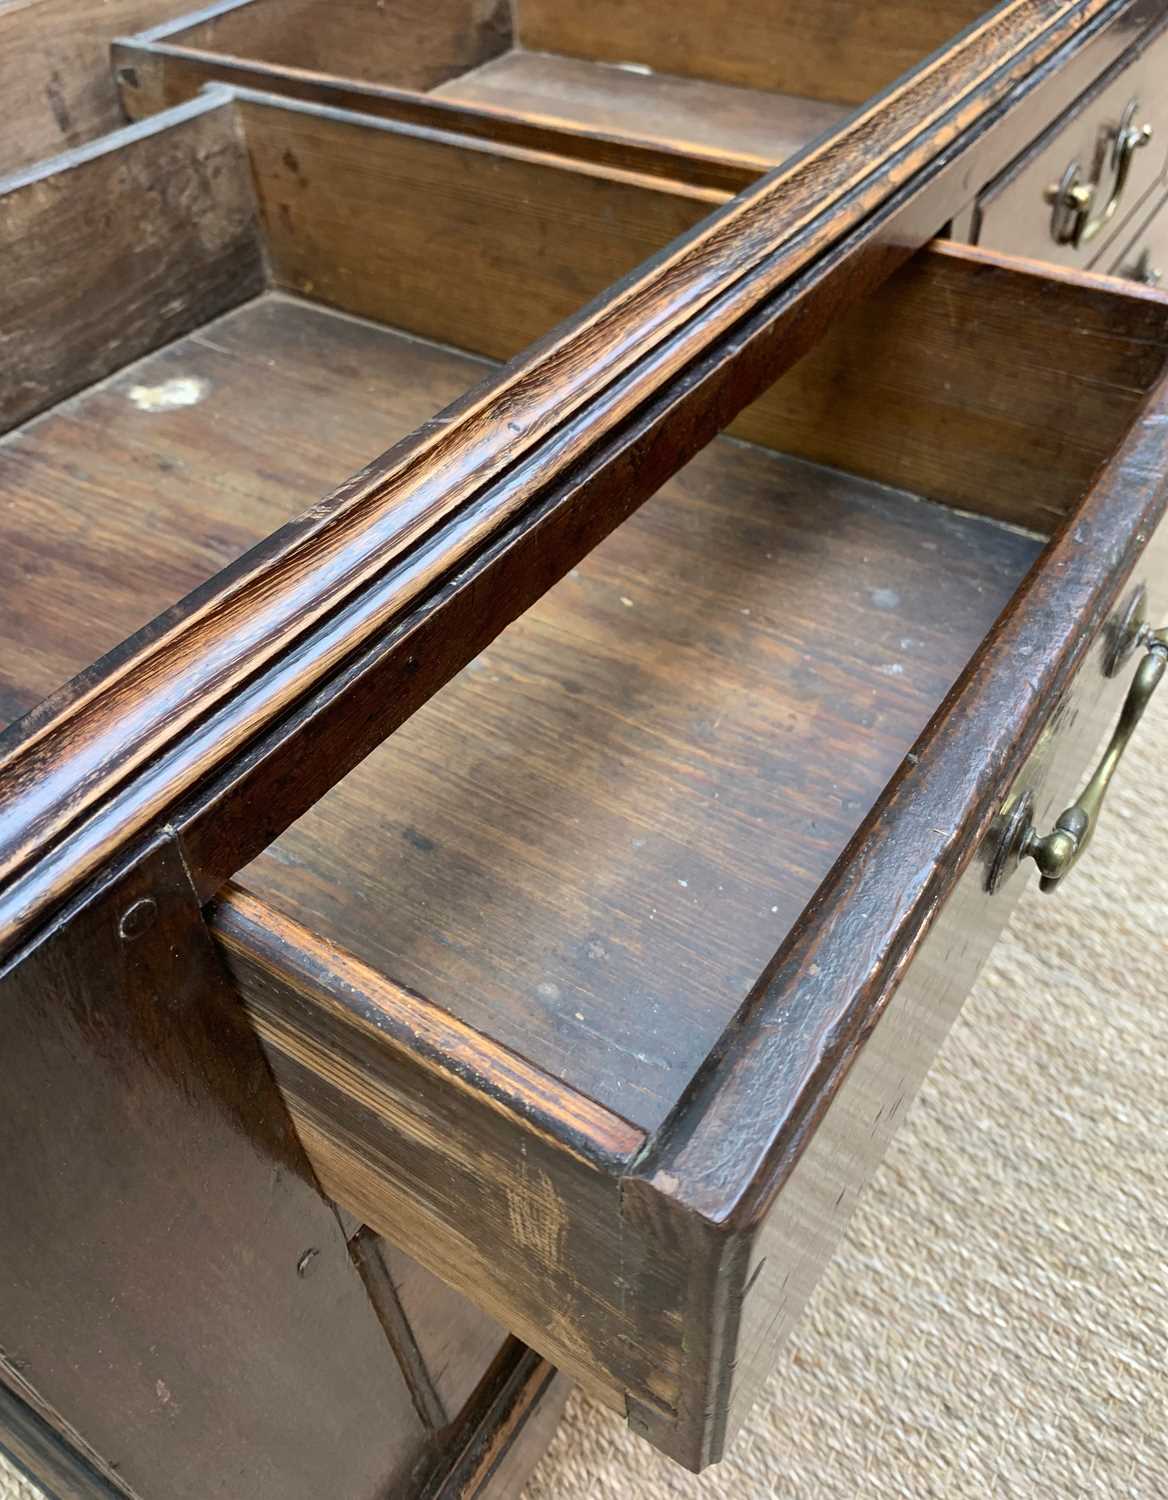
1;1;1166;1495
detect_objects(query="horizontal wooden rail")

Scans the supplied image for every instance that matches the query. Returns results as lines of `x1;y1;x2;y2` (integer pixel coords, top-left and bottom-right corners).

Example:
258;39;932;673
0;0;1131;953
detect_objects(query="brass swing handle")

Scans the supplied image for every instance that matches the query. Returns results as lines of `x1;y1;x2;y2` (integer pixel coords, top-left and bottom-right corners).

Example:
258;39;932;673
1046;100;1154;248
1024;622;1167;891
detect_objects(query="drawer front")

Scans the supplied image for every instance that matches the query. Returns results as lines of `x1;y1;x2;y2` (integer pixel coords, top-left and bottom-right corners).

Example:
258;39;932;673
730;497;1168;1450
1105;188;1168;283
973;22;1168;267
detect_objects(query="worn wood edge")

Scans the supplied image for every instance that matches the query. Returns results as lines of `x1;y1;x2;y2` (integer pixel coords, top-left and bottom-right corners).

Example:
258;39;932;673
110;36;766;193
0;81;233;194
210;883;646;1171
228;82;725;202
422;1341;566;1499
0;1376;136;1500
122;0;252;45
0;0;1127;958
637;366;1168;1232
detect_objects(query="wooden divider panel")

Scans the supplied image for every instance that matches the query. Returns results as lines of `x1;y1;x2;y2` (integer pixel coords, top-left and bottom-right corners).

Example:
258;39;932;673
734;242;1168;532
174;0;512;90
0;91;262;431
238;95;718;361
517;0;993;106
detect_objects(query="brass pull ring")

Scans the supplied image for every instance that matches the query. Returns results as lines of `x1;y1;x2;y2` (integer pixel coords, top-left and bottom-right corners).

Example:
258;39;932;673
1024;621;1167;891
1046;100;1154;248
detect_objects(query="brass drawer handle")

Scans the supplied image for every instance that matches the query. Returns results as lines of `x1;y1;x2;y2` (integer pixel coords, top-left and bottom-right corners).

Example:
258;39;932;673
1024;620;1167;891
1046;100;1154;248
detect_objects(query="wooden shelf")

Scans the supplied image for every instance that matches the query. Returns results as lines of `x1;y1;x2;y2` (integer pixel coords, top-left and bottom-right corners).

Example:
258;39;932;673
431;51;848;169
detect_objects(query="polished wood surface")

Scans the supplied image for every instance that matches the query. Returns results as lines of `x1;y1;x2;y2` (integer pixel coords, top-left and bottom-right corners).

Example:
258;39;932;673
516;0;992;106
240;440;1039;1129
0;0;196;175
0;0;1132;955
0;94;261;431
0;294;489;728
432;51;848;169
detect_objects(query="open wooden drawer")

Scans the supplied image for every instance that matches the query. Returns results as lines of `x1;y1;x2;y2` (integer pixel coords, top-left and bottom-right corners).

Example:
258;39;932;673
3;7;1168;1490
110;0;994;191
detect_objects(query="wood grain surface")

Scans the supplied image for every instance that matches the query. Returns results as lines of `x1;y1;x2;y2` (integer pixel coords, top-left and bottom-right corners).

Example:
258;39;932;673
0;836;430;1500
111;37;769;193
239;440;1040;1129
432;51;848;169
0;294;490;728
0;93;262;431
0;0;199;175
0;0;1133;955
241;94;716;362
624;367;1168;1465
735;240;1168;532
516;0;992;105
171;0;512;91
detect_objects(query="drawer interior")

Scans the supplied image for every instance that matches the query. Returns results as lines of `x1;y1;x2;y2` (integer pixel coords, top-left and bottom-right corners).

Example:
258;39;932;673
6;86;1168;1114
6;58;1168;1446
0;87;720;721
121;0;995;179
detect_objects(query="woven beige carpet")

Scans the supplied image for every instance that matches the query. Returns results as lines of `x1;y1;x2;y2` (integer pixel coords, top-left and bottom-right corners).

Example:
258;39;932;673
3;691;1165;1499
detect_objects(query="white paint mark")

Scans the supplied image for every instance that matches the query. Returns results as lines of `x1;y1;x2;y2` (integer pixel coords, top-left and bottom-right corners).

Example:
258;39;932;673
537;980;561;1001
877;662;905;676
128;376;208;411
869;587;900;610
677;879;688;888
620;595;635;607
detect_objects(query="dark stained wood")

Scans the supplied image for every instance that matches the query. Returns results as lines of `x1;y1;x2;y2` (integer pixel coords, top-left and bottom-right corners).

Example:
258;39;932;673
971;16;1168;267
0;834;431;1499
423;1345;570;1499
0;294;491;730
239;93;717;362
0;0;200;175
516;0;992;105
622;372;1168;1466
377;1241;510;1425
0;0;1138;955
431;51;848;169
734;240;1168;532
0;1378;127;1500
239;443;1040;1129
0;91;262;432
212;883;649;1409
168;0;511;92
349;1228;450;1431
